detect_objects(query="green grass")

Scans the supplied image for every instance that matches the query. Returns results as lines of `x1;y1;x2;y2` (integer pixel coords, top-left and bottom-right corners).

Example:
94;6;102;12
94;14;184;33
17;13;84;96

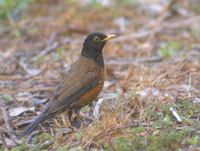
6;100;199;151
0;0;32;37
0;0;31;21
101;101;200;151
158;41;182;58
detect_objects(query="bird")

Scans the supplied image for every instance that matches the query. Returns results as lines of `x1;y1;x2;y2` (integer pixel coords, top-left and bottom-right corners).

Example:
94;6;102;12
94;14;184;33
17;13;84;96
19;32;117;137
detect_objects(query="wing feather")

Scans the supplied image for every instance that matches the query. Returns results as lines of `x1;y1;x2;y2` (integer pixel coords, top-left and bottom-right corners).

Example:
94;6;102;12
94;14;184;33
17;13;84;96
45;71;99;115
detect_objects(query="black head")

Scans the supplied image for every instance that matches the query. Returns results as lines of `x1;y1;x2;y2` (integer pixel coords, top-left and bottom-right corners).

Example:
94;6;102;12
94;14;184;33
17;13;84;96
81;33;116;66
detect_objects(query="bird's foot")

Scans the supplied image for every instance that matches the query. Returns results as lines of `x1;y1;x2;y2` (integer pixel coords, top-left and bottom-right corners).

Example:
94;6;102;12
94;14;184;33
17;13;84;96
71;116;82;129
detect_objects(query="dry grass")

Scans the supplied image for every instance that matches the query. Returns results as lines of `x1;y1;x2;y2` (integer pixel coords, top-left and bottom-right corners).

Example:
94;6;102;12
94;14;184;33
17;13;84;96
0;0;200;150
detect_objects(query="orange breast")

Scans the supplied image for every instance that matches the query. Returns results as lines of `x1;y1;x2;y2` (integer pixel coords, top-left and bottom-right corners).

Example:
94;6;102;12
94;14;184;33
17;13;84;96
78;68;105;107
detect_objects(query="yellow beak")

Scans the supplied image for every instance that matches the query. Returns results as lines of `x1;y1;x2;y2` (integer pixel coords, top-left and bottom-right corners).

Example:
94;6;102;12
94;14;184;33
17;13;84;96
102;34;117;42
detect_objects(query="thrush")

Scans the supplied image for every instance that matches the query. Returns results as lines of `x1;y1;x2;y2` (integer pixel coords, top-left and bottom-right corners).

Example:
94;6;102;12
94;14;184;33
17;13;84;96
19;32;116;137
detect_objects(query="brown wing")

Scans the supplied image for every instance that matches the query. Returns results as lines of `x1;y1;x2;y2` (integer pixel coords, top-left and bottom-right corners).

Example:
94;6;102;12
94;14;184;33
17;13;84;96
44;60;100;115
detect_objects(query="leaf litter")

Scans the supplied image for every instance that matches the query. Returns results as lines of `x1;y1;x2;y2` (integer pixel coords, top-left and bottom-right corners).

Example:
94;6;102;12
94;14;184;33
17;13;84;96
0;0;200;150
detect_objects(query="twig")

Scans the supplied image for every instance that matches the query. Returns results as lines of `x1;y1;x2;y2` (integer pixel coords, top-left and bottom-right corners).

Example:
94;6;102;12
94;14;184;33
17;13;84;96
113;14;200;42
31;41;59;62
0;99;19;145
163;15;200;29
169;107;182;122
114;1;174;43
106;56;163;66
113;30;150;42
0;86;54;95
93;98;104;119
0;63;47;81
147;0;174;42
0;134;8;150
30;31;59;63
14;119;34;128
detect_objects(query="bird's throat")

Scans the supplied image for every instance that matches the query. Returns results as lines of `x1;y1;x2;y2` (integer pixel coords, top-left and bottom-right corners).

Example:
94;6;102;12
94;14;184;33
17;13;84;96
81;50;104;67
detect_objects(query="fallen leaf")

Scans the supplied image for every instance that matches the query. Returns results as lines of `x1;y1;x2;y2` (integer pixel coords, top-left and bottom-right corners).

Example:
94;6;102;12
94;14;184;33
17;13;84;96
9;107;35;117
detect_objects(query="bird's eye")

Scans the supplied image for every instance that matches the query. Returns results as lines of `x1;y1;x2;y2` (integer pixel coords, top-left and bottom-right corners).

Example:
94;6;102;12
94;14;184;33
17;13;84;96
93;36;100;42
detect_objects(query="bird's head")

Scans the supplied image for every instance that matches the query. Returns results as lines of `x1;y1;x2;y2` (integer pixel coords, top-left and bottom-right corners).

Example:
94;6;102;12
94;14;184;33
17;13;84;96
81;33;116;59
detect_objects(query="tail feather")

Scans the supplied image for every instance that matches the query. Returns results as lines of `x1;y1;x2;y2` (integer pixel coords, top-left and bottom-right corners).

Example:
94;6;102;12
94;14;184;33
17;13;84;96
19;113;47;138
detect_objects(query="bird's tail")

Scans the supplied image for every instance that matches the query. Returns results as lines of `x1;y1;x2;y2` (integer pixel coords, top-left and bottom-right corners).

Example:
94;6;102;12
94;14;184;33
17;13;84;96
19;112;47;138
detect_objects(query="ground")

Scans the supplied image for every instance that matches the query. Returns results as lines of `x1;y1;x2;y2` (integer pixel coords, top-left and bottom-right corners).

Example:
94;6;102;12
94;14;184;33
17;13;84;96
0;0;200;150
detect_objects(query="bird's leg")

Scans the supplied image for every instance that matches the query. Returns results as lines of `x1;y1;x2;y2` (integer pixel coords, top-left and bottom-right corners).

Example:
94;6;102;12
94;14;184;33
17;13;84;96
88;102;93;116
72;108;82;129
68;110;78;132
74;108;81;118
68;110;73;126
